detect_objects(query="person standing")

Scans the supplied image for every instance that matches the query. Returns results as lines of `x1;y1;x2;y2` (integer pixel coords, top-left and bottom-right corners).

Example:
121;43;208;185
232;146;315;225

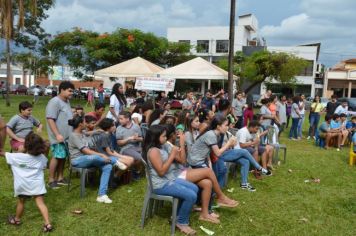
106;83;127;124
297;94;306;139
46;81;74;189
307;95;324;140
182;91;195;113
86;87;95;109
98;83;104;104
276;95;287;136
33;85;41;104
326;95;339;117
286;97;292;128
289;96;301;140
231;91;246;129
201;90;216;112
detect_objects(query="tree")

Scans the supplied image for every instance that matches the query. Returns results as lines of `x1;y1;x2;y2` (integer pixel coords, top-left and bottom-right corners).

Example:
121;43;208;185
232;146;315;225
218;50;308;94
0;0;54;106
44;28;194;80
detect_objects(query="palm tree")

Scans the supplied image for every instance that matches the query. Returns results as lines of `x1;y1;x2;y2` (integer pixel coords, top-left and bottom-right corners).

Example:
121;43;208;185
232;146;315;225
0;0;37;106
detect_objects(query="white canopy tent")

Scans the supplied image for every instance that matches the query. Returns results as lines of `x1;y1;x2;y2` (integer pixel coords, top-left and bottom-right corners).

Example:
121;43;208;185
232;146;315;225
94;56;164;88
158;57;236;94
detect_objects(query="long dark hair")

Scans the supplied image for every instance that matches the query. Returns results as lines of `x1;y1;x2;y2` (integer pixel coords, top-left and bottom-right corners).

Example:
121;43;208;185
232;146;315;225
142;125;166;161
149;109;165;127
198;108;210;123
68;115;84;129
111;83;127;107
197;114;227;140
185;114;199;134
24;132;46;156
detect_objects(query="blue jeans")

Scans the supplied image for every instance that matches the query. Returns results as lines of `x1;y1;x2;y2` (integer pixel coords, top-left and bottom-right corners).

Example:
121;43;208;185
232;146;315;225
154;178;198;225
71;155;113;196
212;149;262;187
98;93;104;104
289;118;300;138
297;114;305;137
308;113;320;137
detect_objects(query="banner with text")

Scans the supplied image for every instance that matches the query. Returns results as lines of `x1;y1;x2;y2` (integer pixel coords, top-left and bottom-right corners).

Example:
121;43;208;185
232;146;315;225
135;77;175;91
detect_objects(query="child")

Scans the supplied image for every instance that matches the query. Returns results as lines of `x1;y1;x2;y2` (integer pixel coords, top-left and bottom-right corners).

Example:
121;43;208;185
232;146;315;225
6;132;53;232
6;101;43;152
95;118;134;169
46;81;74;189
68;116;126;203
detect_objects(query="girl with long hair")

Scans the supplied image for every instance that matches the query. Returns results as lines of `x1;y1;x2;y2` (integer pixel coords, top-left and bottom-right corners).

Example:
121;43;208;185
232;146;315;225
107;83;127;123
185;114;200;154
198;108;214;133
143;125;237;233
189;115;270;191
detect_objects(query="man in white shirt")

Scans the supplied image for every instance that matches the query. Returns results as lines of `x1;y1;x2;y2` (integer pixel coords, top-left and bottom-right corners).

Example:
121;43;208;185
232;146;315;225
334;100;348;115
33;85;41;104
236;120;273;178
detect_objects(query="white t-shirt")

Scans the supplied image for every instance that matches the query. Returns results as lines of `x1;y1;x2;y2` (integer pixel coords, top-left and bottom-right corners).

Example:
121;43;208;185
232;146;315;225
299;101;305;115
106;95;121;120
334;105;348;115
34;87;40;96
5;152;47;197
235;127;253;149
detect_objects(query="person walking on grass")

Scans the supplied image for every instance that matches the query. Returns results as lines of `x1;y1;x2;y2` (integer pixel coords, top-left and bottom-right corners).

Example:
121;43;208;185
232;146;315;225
46;81;74;189
6;133;53;232
86;87;95;109
33;85;41;104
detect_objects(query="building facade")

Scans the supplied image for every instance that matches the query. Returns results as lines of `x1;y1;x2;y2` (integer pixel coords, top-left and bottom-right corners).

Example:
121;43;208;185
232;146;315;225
324;59;356;98
0;64;35;87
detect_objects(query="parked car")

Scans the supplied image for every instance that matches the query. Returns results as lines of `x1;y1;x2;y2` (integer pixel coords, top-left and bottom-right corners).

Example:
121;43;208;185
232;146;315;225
338;97;356;111
10;85;28;95
94;87;112;99
44;86;58;96
27;85;45;96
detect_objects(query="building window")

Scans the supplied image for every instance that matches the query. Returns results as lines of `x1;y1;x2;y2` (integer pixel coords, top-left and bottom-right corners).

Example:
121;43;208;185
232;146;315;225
216;40;229;53
197;40;209;53
178;40;190;46
299;60;314;76
15;78;21;85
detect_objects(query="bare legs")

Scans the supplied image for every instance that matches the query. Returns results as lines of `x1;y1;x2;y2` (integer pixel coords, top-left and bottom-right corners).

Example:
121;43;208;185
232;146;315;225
49;158;65;183
15;196;51;226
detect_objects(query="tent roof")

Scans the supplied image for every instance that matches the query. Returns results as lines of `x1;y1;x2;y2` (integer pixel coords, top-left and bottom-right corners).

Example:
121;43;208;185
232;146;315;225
158;57;236;80
94;57;163;77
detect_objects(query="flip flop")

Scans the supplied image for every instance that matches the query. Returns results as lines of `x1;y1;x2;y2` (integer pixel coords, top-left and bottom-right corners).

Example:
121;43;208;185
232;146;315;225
176;224;196;235
8;216;21;226
199;215;220;224
43;224;53;233
217;200;239;208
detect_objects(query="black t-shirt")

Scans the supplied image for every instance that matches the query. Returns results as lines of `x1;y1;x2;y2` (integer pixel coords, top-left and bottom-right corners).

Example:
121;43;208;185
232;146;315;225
326;101;339;116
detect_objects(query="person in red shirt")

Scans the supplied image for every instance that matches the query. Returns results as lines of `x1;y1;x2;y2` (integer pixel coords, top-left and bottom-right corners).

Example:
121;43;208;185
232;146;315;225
85;103;106;126
243;103;254;127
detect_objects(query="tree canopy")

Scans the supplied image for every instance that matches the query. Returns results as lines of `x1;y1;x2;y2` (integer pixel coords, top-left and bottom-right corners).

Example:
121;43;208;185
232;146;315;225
218;50;308;93
43;28;194;80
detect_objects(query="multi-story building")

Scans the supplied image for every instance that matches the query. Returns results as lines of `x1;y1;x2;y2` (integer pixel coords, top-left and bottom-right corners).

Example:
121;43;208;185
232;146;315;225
167;14;262;64
324;59;356;98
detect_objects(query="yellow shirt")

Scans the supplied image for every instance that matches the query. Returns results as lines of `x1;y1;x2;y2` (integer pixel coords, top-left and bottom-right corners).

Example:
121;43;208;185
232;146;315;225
311;102;324;112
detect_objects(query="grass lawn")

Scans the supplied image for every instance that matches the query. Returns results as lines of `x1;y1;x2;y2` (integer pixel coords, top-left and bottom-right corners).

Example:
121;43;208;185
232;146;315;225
0;95;355;236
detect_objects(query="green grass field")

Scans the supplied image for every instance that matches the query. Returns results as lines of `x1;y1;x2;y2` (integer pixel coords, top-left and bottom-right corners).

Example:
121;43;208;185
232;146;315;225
0;95;355;236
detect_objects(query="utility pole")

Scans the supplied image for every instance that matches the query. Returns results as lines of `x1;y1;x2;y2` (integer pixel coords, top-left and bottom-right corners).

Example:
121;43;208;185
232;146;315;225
228;0;236;101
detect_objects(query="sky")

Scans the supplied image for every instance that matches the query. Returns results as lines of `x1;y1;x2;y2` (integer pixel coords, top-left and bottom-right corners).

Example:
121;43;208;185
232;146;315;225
37;0;356;67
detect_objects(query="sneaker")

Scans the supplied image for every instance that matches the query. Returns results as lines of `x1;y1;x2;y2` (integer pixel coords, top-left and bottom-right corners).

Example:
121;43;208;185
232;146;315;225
252;169;262;180
306;136;311;140
240;183;256;192
96;195;112;204
47;181;60;189
261;168;272;176
336;148;340;152
313;136;316;140
115;161;127;170
57;179;69;186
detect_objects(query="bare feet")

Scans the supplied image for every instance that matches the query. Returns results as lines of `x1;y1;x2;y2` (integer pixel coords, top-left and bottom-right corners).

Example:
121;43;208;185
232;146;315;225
217;196;239;208
210;212;220;218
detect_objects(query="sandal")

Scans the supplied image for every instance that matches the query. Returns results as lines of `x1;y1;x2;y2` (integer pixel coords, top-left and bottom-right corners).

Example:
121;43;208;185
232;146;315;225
199;215;220;224
8;216;21;226
43;224;53;233
217;199;239;208
176;224;196;235
210;212;220;218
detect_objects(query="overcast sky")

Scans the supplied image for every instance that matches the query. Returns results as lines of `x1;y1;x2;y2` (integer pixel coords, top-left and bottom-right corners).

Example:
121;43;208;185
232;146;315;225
41;0;356;67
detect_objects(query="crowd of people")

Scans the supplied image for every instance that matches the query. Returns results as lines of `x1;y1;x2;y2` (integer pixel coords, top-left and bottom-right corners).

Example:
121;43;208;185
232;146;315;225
0;82;355;235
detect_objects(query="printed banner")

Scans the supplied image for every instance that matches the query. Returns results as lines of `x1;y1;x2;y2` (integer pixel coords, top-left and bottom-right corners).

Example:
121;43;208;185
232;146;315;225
134;77;175;91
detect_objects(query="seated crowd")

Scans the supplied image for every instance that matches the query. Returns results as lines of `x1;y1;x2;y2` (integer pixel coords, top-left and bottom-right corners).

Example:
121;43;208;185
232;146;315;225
7;84;355;234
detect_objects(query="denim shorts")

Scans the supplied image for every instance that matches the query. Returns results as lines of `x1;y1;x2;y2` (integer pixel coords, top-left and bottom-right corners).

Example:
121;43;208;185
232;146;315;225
50;143;68;159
